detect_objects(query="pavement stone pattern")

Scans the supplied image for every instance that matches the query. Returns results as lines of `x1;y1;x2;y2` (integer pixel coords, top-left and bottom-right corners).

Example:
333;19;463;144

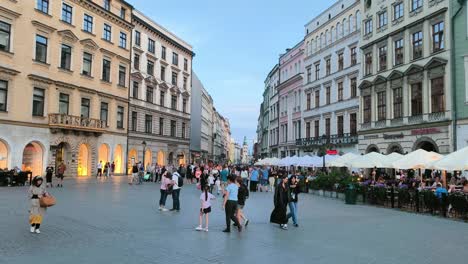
0;177;467;264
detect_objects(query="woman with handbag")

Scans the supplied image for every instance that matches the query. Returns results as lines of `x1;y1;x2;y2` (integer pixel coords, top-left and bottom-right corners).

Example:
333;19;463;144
29;176;48;234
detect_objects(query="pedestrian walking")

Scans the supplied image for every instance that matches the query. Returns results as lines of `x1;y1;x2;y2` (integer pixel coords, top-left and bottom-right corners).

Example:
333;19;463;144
249;167;259;192
170;169;182;211
29;176;47;234
130;163;138;185
269;169;277;193
56;162;66;187
286;175;299;227
97;161;103;177
45;165;54;188
222;175;241;233
270;175;289;230
241;167;249;187
208;173;215;193
236;176;249;227
220;166;229;191
111;161;115;176
159;171;172;211
196;185;215;232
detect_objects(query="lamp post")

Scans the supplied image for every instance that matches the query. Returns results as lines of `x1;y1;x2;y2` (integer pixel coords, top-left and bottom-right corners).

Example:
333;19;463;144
142;141;147;171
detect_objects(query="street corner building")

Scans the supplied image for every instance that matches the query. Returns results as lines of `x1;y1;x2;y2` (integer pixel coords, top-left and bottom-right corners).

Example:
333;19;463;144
128;10;194;171
0;0;134;177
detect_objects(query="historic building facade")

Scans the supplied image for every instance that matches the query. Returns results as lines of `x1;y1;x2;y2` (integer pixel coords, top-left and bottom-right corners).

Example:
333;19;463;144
299;0;361;155
267;65;280;158
358;0;452;154
260;85;270;158
128;10;193;171
0;0;133;176
278;41;304;158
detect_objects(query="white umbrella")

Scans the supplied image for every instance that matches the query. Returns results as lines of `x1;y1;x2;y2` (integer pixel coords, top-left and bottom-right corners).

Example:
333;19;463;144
432;146;468;171
327;153;359;167
312;154;338;167
346;152;388;168
383;152;404;168
277;156;294;167
392;149;444;170
267;157;281;166
254;159;264;166
296;155;318;167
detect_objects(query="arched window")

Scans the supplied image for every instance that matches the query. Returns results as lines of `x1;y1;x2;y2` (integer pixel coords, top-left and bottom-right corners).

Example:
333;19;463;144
306;41;309;55
325;30;328;45
315;36;319;50
349;14;354;31
343;18;347;36
356;10;361;30
331;26;335;42
336;22;341;39
320;33;324;49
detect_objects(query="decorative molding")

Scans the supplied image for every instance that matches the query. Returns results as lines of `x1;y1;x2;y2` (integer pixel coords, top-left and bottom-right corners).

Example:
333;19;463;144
80;38;100;51
31;20;57;33
100;48;118;57
0;65;20;77
0;6;21;18
57;30;79;43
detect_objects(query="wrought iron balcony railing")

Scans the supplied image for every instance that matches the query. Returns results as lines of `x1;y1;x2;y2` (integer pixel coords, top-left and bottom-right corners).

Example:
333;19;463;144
49;114;106;132
296;133;358;147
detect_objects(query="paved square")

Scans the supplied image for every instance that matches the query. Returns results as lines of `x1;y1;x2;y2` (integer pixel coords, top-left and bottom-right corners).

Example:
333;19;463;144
1;177;467;264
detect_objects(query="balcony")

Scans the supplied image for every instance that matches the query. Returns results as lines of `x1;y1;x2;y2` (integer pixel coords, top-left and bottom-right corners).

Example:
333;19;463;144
48;114;106;133
296;133;358;147
359;112;450;132
408;114;423;125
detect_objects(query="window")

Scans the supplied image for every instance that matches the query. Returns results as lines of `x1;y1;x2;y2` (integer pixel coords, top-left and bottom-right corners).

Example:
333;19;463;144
338;53;344;71
100;102;108;125
184;58;188;71
393;87;403;118
326;87;331;105
306;93;311;110
119;32;127;48
350;47;357;66
411;83;423;115
161;66;166;81
364;19;373;35
433;21;444;52
377;91;386;121
0;21;10;52
325;118;330;137
132;82;139;99
32;88;45;116
412;31;423;59
131;111;137;131
338;82;343;101
61;3;73;24
118;65;126;86
120;7;126;19
315;90;320;108
133;54;140;70
159;118;164;135
172;52;179;66
135;31;141;46
431;77;445;113
337;116;344;136
161;46;166;60
148;38;155;53
181;122;186;138
117;106;124;128
103;0;110;11
306;67;312;83
365;52;372;76
0;80;7;111
394;2;404;20
35;35;48;63
80;98;90;118
60;44;72;70
351;77;357;98
170;120;176;137
172;72;178;86
171;95;177;110
379;46;387;71
59;93;69;115
183;77;187;89
147;61;154;75
82;52;93;76
315;64;320;80
350;113;357;135
102;59;111;82
103;24;112;41
182;98;187;113
411;0;422;12
326;59;331;76
160;91;165;106
363;95;372;123
306;122;311;138
146;86;153;103
145;115;152;133
83;14;93;33
37;0;49;14
314;120;319;138
378;11;387;28
394;39;404;65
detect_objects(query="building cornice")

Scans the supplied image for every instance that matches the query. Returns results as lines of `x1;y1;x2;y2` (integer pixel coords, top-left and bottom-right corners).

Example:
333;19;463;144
277;73;303;92
75;0;134;31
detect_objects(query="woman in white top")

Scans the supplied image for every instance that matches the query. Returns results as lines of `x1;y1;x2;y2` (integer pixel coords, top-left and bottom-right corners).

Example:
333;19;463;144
196;185;215;232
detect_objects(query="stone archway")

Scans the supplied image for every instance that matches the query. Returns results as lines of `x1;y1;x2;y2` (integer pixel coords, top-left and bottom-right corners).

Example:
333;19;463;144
413;137;439;153
157;150;165;166
77;143;91;176
144;149;152;169
113;144;123;174
0;139;10;169
98;143;110;165
22;141;44;176
168;152;174;165
177;152;186;166
128;148;137;174
366;144;380;154
387;143;404;154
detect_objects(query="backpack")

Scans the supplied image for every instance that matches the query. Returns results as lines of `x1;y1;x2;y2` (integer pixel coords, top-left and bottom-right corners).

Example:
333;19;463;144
177;174;184;187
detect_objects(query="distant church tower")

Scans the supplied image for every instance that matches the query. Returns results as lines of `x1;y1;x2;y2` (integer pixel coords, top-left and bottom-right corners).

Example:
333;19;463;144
241;136;248;164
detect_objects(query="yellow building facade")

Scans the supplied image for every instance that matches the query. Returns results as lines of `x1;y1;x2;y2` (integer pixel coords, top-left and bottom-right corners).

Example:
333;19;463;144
0;0;133;176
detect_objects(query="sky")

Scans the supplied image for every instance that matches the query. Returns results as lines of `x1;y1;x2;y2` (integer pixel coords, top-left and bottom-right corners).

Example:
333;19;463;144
131;0;330;145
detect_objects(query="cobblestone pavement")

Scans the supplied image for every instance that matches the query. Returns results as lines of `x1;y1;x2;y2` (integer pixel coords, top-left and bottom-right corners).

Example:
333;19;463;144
1;177;467;264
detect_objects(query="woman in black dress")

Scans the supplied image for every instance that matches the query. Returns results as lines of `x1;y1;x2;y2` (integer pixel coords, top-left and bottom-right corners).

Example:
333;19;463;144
45;165;54;188
270;175;290;230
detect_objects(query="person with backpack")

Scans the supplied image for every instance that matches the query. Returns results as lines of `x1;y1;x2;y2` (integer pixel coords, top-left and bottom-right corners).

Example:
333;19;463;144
170;168;183;211
159;171;172;211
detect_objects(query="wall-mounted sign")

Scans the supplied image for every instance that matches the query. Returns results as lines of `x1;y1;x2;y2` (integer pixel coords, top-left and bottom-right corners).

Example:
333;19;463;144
383;133;404;140
326;150;338;155
411;128;441;135
364;135;379;140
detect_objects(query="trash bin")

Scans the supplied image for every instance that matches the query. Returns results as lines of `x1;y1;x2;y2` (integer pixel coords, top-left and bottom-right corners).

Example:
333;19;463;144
345;184;357;205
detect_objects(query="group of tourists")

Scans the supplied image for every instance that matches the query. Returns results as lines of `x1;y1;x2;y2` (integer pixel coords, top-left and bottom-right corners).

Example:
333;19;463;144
96;161;115;178
45;162;66;188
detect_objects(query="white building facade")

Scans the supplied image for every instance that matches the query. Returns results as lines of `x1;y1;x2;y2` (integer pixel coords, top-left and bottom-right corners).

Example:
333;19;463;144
267;65;280;158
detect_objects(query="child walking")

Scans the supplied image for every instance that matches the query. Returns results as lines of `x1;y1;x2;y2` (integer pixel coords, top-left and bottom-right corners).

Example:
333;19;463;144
196;185;215;232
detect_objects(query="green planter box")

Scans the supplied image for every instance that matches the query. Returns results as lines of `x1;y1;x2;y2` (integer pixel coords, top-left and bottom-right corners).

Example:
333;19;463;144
345;188;357;205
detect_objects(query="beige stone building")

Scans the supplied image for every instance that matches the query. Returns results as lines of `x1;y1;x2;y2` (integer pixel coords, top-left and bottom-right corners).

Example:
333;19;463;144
128;10;193;171
0;0;133;176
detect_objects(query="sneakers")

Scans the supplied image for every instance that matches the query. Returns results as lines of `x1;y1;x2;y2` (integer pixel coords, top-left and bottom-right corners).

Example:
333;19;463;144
158;206;162;211
222;229;230;233
204;228;209;232
195;226;203;231
35;229;41;234
245;219;249;227
294;224;299;227
280;224;288;230
30;227;35;233
161;208;169;212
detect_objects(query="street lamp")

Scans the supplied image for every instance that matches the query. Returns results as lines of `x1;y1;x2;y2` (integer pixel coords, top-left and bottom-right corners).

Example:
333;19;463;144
142;141;147;170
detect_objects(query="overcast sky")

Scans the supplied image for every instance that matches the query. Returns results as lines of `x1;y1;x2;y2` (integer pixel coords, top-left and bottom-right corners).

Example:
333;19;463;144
131;0;330;145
